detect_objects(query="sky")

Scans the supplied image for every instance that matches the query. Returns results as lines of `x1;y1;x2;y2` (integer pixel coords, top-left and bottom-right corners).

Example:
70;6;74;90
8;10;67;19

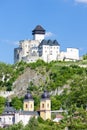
0;0;87;64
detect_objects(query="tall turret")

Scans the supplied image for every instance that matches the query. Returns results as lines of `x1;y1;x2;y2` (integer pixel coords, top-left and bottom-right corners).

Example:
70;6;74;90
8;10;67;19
40;91;51;120
23;91;34;111
32;25;45;41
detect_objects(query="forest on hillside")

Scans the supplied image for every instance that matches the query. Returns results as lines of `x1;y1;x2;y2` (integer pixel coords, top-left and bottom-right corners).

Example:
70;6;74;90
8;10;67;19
0;54;87;129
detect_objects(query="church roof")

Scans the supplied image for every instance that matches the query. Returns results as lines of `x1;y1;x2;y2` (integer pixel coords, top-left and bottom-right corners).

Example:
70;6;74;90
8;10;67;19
41;91;50;99
2;106;16;115
24;91;33;100
2;99;16;115
18;111;39;116
32;25;45;35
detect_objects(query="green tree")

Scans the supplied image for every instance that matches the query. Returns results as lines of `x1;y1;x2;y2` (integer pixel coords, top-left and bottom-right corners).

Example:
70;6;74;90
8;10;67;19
0;96;5;114
11;97;23;110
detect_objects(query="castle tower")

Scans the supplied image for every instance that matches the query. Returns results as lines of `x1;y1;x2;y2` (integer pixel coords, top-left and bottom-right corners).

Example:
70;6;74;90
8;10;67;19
23;91;34;111
40;91;51;120
32;25;45;41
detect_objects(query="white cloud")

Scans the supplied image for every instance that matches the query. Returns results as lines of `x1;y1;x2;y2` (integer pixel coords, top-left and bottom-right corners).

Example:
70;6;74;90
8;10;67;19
0;39;19;45
75;0;87;4
45;32;55;38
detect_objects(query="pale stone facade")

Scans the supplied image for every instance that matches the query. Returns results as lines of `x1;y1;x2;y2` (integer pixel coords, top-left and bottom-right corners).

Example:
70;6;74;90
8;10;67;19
14;40;40;63
40;91;51;120
0;111;38;127
59;48;79;61
23;92;34;111
0;91;51;127
38;39;60;62
14;25;79;63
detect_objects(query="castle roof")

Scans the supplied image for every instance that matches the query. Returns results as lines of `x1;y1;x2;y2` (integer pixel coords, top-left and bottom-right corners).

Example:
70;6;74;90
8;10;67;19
32;25;45;35
39;39;60;47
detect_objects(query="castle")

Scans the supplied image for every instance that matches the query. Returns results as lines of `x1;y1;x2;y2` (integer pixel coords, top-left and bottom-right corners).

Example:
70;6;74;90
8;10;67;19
14;25;79;63
0;91;51;127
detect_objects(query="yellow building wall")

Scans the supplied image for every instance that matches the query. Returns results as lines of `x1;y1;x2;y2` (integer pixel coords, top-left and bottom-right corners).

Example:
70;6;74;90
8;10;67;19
23;100;34;111
40;99;51;110
40;111;51;120
40;99;51;120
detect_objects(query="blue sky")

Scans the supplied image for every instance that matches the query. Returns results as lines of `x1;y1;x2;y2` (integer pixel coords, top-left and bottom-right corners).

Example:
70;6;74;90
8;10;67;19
0;0;87;64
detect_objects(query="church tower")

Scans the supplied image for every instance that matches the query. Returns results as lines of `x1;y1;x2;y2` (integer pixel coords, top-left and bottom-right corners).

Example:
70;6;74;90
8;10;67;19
23;91;34;111
40;91;51;120
32;25;45;41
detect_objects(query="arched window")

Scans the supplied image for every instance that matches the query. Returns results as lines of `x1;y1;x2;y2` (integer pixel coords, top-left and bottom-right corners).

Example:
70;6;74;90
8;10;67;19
42;103;44;108
31;104;32;108
47;103;49;108
26;104;28;108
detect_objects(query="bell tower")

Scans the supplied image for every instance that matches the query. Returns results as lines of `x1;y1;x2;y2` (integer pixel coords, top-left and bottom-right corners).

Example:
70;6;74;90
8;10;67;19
23;91;34;111
40;91;51;120
32;25;45;41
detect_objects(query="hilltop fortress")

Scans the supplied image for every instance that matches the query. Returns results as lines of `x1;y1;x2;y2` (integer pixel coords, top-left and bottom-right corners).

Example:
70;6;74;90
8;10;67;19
14;25;79;63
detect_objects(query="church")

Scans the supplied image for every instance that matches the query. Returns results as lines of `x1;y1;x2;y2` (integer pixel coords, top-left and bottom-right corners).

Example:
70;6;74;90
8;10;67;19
14;25;79;63
0;91;51;127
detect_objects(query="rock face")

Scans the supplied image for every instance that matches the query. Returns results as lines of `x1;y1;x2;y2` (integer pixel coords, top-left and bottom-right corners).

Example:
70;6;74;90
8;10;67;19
13;68;47;97
11;67;70;97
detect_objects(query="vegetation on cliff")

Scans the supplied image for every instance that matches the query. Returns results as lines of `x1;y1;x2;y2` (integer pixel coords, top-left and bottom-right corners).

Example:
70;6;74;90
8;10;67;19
0;57;87;129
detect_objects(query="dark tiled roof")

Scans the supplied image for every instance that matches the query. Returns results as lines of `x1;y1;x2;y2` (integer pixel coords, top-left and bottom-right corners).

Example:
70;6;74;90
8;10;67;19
3;107;16;114
39;39;60;47
24;91;33;100
32;25;45;35
41;91;50;99
18;110;39;116
39;39;47;46
53;40;60;46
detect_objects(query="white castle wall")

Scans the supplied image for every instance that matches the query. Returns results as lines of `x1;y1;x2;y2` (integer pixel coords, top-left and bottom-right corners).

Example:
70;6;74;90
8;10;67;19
14;26;80;63
42;45;60;62
19;40;40;57
66;48;79;60
33;34;45;41
59;48;79;61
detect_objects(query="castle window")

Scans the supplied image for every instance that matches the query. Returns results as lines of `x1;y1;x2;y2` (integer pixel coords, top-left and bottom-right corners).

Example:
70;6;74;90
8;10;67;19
42;103;44;108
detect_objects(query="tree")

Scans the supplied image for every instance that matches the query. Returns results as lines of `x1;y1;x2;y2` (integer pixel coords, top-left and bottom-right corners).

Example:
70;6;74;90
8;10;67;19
0;96;5;114
11;97;23;110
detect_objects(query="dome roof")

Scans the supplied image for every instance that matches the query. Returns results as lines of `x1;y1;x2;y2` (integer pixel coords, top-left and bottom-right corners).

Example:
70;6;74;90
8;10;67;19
24;91;33;100
41;91;50;99
32;25;45;35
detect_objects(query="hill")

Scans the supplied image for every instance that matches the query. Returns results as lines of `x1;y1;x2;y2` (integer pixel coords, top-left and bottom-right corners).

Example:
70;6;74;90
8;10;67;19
0;58;87;129
0;59;87;107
